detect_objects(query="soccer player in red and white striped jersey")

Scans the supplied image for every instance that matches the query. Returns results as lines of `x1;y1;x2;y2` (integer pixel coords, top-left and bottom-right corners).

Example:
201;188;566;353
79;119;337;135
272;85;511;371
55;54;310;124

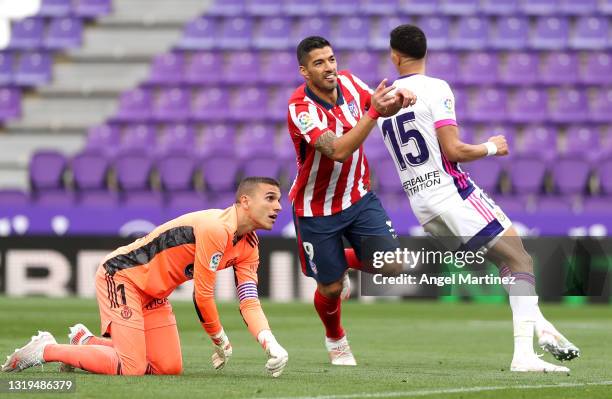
287;36;416;365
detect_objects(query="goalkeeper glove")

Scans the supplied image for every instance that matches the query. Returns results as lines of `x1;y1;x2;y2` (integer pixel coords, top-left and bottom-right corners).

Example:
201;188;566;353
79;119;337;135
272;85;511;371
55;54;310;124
258;330;288;378
210;329;232;370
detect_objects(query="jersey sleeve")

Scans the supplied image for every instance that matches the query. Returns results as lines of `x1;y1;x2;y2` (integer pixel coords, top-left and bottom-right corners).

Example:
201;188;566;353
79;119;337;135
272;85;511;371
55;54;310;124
430;80;458;129
192;223;230;337
288;101;329;145
234;238;271;339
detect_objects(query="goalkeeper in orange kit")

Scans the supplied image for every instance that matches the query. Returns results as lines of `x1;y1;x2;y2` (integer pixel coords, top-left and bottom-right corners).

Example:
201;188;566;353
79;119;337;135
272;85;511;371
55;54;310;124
2;177;288;377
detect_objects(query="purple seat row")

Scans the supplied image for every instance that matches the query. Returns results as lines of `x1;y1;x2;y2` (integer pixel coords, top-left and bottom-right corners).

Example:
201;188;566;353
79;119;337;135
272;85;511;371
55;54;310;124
8;17;83;50
37;0;112;18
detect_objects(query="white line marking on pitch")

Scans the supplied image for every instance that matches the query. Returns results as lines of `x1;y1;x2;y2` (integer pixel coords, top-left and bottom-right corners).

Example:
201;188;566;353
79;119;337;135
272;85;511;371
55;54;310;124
256;380;612;399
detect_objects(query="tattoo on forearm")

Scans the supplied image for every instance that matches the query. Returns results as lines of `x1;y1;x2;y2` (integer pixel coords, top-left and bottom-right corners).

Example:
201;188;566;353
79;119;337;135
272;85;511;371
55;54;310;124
314;131;338;159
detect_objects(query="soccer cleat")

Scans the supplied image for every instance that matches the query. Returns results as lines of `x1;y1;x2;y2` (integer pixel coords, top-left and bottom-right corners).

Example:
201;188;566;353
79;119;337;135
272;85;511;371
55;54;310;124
511;355;570;373
340;273;351;301
68;323;94;346
325;335;357;366
2;331;56;372
537;328;580;362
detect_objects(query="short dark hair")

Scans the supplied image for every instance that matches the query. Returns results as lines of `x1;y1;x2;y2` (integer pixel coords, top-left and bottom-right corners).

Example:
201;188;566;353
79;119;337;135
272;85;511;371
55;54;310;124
296;36;332;66
390;24;427;60
235;177;280;203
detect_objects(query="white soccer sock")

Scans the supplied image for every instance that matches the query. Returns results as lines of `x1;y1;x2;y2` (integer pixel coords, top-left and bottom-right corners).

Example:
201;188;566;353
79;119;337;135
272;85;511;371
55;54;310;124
509;272;539;359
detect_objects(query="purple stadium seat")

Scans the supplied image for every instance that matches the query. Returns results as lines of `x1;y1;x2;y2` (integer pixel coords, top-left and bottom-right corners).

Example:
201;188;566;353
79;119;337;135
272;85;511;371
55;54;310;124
462;158;502;193
207;0;245;16
114;152;154;192
219;17;253;49
492;16;529;50
0;190;28;206
425;51;458;83
508;155;547;194
185;51;222;85
467;88;507;122
508;88;548;123
260;51;299;85
30;151;67;191
148;53;185;85
561;0;598;15
177;17;218;50
167;192;207;211
321;0;358;15
245;0;284;16
157;123;196;155
399;0;439;15
342;51;379;86
498;51;538;85
518;125;557;159
120;124;157;153
14;51;52;86
153;88;190;122
35;191;75;207
330;17;371;50
457;52;498;85
71;152;110;191
45;17;83;49
530;17;569;50
202;155;240;193
570;17;609;50
222;51;260;84
74;0;112;17
78;191;118;207
563;125;600;158
198;123;237;157
292;17;331;44
0;87;21;121
580;52;612;85
539;51;578;85
550;157;591;195
493;195;526;214
360;0;400;15
38;0;72;17
481;0;518;15
243;158;282;182
158;154;196;191
451;86;468;118
277;129;297;162
451;16;489;50
589;88;612;123
458;123;476;144
370;16;406;50
114;87;152;122
285;0;321;16
536;197;573;212
253;17;291;50
229;87;267;121
0;53;14;85
122;191;163;208
418;16;450;50
598;157;612;195
374;158;405;194
365;133;389;162
236;123;277;160
549;88;588;123
480;124;517;153
207;192;237;209
582;197;612;213
440;0;479;15
519;0;557;15
191;87;231;122
9;18;44;49
84;124;120;153
267;86;295;121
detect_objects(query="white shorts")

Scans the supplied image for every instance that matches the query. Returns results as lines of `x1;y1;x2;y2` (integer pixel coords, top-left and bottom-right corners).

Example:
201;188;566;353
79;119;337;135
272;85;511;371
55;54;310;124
422;187;512;251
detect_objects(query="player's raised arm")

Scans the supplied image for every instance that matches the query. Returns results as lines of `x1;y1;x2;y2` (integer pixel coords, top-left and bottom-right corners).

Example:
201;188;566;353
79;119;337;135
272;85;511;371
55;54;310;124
437;125;509;163
193;224;233;370
234;246;289;378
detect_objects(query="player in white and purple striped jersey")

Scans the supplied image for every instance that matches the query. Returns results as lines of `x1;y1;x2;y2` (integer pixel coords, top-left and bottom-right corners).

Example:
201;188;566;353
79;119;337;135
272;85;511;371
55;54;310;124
377;24;579;372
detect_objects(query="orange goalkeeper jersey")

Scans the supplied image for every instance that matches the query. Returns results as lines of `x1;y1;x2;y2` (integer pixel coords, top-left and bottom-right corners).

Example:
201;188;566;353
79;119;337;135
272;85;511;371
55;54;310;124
101;205;269;337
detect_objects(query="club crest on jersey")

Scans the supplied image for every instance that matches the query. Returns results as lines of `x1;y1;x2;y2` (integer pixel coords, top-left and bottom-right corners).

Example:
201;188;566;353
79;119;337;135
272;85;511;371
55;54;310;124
120;306;133;320
209;252;223;271
297;111;314;132
348;100;359;119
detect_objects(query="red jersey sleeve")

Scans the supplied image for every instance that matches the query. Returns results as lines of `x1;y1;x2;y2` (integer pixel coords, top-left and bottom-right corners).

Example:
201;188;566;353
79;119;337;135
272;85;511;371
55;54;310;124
288;100;330;145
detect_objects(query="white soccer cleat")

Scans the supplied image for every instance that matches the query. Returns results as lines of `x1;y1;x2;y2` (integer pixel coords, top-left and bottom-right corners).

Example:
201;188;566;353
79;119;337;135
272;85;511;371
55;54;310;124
511;355;570;373
340;273;351;301
68;323;94;346
325;336;357;366
537;328;580;362
2;331;56;372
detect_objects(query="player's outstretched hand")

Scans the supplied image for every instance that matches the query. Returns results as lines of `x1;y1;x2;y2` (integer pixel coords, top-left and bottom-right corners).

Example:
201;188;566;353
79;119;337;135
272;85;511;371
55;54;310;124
258;330;289;378
371;79;417;118
211;329;233;370
488;135;509;156
395;88;417;108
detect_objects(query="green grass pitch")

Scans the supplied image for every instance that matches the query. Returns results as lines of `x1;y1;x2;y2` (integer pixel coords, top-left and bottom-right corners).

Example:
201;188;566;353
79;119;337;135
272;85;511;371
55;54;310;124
0;297;611;399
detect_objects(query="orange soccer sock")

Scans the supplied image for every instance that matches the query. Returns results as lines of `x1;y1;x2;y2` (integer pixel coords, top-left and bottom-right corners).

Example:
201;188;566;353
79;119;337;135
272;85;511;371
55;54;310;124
44;344;120;375
85;336;113;347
